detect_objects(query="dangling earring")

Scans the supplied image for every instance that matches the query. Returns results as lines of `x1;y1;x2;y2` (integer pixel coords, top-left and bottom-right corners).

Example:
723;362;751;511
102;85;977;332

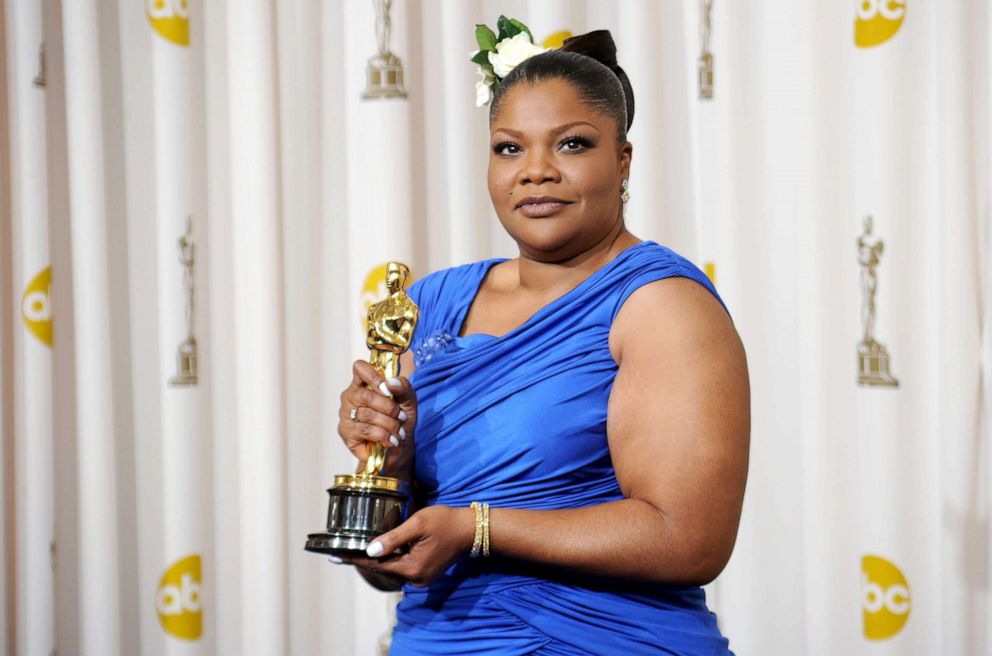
620;179;630;204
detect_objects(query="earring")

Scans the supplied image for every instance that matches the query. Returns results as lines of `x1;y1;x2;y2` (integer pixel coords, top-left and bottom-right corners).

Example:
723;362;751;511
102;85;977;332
620;179;630;204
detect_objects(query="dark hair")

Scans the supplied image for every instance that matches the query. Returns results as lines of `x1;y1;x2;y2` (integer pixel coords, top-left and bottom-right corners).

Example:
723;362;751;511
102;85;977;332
490;30;635;143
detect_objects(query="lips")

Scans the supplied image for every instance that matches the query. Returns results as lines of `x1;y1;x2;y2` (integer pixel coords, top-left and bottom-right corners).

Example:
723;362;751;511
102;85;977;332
514;195;573;218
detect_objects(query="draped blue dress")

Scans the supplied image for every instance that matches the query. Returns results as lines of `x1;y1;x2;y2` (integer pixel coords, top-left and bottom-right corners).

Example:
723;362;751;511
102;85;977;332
391;241;734;655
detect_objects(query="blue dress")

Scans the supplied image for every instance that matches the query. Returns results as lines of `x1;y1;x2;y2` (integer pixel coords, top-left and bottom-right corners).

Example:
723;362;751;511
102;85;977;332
392;241;734;655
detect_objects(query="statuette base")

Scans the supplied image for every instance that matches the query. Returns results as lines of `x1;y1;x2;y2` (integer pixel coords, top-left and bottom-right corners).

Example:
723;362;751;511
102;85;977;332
698;52;714;100
304;476;407;556
858;340;899;387
363;53;407;99
170;338;198;386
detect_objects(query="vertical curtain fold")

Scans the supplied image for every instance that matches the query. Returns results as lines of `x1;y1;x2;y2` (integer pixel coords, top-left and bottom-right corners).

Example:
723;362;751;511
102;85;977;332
59;0;122;653
3;1;54;654
0;4;12;655
225;0;287;653
983;2;992;644
317;0;362;652
439;0;488;265
200;0;243;653
116;1;164;652
275;1;327;654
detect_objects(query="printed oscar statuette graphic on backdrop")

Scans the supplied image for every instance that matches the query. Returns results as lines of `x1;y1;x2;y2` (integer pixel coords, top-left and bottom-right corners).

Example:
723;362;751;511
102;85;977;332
157;554;202;640
855;0;906;48
33;43;46;88
363;0;407;99
305;262;419;556
698;0;714;100
22;266;53;348
862;554;911;640
146;0;190;46
170;218;198;386
857;216;899;387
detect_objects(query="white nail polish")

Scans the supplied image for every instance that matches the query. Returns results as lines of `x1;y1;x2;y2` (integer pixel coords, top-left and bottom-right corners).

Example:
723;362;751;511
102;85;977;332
327;555;343;564
387;376;402;388
378;381;393;397
366;541;384;557
399;427;407;440
389;435;400;447
398;409;408;422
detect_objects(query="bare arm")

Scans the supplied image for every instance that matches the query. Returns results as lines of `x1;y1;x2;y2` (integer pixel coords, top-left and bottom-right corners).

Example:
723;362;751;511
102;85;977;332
486;278;749;584
351;277;750;587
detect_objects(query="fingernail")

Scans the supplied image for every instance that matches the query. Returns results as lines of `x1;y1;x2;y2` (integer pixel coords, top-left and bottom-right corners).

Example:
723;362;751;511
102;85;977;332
389;435;400;447
399;427;407;440
378;381;393;397
366;541;384;557
398;409;408;422
387;376;402;388
327;555;343;564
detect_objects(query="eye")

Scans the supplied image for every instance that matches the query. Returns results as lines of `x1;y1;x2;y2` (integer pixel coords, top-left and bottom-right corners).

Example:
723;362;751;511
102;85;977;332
492;141;520;155
559;135;593;152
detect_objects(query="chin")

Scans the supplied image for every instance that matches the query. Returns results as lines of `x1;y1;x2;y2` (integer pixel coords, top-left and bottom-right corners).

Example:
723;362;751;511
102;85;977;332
513;229;592;262
498;210;609;262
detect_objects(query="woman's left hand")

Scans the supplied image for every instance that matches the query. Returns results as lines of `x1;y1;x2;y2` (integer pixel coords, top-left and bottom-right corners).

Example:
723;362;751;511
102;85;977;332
340;505;476;587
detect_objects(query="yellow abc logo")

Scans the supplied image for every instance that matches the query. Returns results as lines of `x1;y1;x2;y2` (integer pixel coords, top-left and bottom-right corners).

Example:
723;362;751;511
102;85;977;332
361;263;390;330
156;554;202;640
146;0;189;46
704;261;716;285
22;266;53;347
542;31;573;50
854;0;906;48
862;554;910;640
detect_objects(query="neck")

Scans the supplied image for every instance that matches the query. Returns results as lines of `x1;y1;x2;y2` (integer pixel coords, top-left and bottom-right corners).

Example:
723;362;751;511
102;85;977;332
515;218;638;294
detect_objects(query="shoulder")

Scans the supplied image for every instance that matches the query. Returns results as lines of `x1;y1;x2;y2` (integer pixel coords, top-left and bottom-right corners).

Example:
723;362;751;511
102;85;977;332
607;243;736;364
609;274;741;368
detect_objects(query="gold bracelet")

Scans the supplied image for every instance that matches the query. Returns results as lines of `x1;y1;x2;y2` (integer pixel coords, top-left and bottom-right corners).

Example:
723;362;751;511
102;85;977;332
482;502;490;558
470;501;483;558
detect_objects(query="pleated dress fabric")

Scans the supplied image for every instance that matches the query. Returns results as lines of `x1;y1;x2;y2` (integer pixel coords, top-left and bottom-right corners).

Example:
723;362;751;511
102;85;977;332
392;241;734;655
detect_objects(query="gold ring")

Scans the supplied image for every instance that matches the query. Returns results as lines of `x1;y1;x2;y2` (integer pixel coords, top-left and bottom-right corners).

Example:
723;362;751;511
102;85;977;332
349;407;359;422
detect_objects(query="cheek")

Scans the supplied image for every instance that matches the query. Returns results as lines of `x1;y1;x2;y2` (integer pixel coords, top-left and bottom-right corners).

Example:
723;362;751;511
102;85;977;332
487;162;515;205
570;163;616;206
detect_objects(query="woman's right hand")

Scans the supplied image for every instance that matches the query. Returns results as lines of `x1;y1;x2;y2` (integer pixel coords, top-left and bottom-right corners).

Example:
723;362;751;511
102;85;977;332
338;360;418;480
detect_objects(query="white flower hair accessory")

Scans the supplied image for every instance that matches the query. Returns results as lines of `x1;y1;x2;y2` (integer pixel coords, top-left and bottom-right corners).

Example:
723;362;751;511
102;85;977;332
470;16;548;107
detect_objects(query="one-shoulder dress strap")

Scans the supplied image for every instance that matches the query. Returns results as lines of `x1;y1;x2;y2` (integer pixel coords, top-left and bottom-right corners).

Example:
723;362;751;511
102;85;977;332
609;241;730;323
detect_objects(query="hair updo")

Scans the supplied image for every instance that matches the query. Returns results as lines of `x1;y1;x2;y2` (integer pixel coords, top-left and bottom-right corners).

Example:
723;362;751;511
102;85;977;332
489;30;635;144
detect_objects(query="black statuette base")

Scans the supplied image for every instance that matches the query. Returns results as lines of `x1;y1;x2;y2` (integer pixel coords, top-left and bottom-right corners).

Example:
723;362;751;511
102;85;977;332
304;484;406;557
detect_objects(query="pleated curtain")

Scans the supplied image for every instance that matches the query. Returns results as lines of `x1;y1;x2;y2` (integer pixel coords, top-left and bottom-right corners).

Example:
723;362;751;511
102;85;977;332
0;1;989;655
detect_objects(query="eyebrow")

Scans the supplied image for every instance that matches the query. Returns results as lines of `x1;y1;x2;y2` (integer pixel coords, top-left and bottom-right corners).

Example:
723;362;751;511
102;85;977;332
492;121;600;139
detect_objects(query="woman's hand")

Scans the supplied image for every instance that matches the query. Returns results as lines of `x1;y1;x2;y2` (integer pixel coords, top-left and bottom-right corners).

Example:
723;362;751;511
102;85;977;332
340;505;475;587
338;360;418;479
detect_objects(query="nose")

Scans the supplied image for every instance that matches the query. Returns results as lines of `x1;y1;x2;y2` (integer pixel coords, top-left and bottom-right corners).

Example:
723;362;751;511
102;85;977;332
517;147;560;185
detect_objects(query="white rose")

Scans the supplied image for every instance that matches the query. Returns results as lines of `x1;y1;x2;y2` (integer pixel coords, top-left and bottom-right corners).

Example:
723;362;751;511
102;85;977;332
475;66;495;106
475;79;493;107
487;32;547;79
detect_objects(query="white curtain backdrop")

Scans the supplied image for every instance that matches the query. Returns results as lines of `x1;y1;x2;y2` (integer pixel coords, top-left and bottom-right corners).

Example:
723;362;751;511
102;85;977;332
1;1;989;654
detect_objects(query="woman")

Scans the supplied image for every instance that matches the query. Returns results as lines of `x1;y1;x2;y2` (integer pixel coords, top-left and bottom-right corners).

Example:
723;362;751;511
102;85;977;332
335;29;750;655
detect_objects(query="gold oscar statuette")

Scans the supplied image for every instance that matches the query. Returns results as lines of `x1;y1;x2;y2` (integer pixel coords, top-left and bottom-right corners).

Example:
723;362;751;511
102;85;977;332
305;261;419;555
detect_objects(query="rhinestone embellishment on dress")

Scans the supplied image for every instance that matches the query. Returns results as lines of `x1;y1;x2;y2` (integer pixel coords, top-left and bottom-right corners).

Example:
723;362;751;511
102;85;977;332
413;330;455;367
